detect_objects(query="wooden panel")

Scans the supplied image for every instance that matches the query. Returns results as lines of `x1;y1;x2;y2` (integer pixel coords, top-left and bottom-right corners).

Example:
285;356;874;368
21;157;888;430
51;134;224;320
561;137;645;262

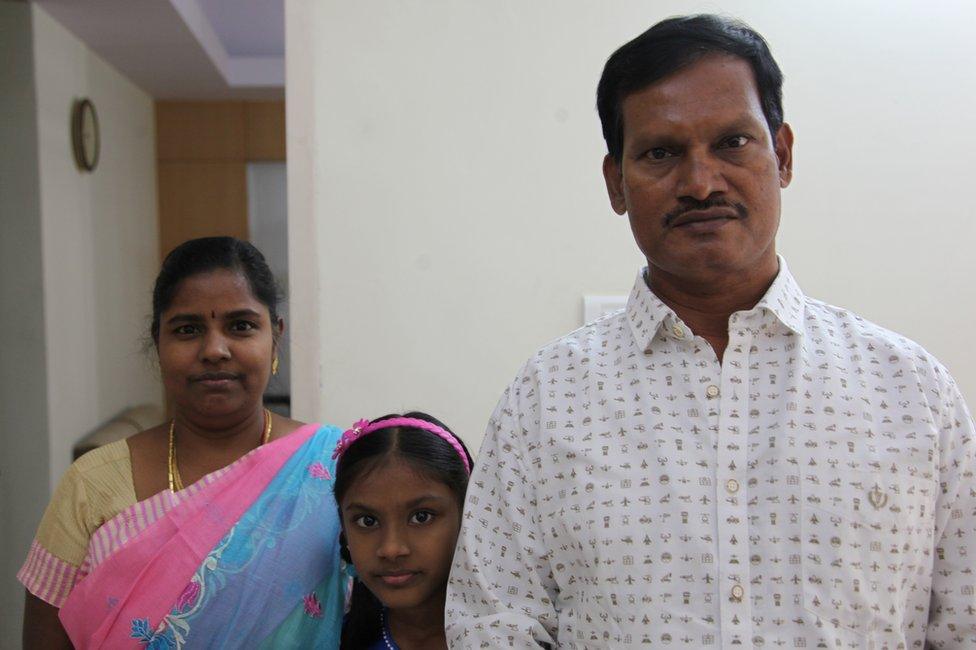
156;102;245;161
157;162;248;258
245;101;286;160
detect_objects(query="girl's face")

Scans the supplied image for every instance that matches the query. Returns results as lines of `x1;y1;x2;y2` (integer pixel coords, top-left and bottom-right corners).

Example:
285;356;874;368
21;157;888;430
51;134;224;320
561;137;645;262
341;458;462;613
156;268;277;424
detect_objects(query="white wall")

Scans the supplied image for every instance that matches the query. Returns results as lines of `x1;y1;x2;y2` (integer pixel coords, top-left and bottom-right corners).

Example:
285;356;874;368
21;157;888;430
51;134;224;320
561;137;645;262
32;4;163;487
287;1;976;452
0;5;50;646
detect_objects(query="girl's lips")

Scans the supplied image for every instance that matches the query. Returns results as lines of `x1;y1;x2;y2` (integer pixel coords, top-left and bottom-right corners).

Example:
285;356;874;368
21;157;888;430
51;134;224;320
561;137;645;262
377;572;419;587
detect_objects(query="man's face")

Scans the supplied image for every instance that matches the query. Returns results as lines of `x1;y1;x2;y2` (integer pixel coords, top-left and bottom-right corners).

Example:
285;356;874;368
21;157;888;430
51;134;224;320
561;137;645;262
603;55;793;282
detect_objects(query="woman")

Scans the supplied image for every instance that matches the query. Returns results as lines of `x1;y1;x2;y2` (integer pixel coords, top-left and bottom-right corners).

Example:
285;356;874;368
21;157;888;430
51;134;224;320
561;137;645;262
20;237;347;648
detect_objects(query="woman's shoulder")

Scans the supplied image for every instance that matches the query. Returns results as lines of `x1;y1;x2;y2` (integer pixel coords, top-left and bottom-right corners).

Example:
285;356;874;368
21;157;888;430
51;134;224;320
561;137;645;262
72;438;131;476
64;439;138;526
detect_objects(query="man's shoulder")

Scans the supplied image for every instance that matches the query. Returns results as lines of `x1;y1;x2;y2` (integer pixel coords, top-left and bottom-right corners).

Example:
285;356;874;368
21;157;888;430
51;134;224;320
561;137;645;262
525;308;631;366
802;295;949;378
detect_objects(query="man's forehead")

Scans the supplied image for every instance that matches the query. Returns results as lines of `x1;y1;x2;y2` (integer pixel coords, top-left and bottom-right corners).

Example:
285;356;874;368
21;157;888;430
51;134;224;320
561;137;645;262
620;56;765;132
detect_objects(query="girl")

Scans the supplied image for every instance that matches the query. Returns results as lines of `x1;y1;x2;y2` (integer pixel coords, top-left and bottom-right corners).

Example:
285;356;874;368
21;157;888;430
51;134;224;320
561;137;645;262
332;412;472;649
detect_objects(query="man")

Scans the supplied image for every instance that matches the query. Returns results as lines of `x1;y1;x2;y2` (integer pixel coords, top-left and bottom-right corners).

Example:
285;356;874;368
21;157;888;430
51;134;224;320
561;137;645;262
447;15;975;649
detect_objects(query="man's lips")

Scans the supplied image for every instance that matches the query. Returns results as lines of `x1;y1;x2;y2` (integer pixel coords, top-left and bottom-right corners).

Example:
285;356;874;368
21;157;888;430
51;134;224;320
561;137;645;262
669;208;740;228
375;571;420;587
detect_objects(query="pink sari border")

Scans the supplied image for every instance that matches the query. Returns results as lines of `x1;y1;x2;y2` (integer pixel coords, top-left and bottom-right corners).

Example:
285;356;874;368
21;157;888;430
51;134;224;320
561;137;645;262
20;429;264;608
83;461;235;573
17;540;80;608
59;423;321;648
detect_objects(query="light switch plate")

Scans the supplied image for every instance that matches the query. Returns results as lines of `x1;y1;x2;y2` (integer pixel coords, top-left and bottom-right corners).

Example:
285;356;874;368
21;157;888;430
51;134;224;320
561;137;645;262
583;295;628;325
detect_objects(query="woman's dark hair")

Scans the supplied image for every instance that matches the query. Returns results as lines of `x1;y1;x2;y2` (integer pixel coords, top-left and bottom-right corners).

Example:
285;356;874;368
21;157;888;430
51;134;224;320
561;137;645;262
150;237;281;342
333;411;472;649
597;14;784;162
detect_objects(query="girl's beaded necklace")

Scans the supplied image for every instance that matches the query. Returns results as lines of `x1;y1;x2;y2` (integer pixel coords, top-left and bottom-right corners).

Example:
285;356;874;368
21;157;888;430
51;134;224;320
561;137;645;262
379;608;399;650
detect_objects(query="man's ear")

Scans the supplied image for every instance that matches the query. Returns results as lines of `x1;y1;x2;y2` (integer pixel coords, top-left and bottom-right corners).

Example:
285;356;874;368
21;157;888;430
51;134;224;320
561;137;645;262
775;123;794;188
602;154;628;215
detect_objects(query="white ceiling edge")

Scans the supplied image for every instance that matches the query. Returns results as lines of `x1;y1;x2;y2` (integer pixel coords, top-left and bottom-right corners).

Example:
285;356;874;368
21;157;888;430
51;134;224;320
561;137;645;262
228;57;285;87
169;0;284;88
33;0;283;100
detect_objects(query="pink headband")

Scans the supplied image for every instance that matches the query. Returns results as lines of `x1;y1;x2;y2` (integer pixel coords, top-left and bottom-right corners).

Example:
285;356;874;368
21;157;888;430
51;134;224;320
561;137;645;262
332;417;471;474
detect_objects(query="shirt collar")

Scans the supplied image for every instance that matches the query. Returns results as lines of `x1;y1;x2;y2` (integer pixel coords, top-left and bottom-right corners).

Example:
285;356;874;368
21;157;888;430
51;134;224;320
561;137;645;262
625;255;806;352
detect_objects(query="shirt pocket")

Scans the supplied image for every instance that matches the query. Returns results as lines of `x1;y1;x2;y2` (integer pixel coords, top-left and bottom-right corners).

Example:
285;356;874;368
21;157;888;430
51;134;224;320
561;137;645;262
800;467;935;636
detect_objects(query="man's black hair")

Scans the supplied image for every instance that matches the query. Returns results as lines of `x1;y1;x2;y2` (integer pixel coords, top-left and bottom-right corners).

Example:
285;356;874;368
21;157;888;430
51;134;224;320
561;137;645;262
597;14;784;162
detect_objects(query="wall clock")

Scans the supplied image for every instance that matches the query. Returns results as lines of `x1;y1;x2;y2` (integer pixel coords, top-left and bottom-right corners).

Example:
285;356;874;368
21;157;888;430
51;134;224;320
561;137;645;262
72;98;99;171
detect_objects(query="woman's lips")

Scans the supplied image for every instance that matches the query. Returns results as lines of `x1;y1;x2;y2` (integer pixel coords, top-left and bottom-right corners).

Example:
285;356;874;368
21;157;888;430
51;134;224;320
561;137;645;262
191;372;240;388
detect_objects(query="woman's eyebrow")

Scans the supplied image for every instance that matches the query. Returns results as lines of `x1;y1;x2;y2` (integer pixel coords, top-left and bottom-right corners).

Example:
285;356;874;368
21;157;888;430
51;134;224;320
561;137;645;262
223;309;263;319
165;313;204;325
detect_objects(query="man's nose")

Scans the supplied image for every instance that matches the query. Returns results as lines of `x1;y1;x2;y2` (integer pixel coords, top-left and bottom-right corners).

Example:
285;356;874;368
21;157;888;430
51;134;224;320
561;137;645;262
676;151;728;201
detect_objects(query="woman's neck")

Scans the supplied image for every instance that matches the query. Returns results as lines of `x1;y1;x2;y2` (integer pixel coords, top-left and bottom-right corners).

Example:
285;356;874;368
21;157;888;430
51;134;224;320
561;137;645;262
386;592;447;650
172;407;268;481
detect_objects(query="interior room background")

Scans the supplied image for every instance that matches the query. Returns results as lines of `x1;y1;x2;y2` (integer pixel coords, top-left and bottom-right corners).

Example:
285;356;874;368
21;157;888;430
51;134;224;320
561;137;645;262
2;1;974;644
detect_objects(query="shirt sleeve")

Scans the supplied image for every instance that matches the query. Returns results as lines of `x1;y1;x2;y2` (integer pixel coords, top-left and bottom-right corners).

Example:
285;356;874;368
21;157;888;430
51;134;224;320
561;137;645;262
447;371;559;648
17;462;92;607
926;370;976;647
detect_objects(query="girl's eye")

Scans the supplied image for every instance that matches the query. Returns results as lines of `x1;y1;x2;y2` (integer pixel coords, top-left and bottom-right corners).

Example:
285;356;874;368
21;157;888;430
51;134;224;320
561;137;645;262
353;514;378;529
174;324;201;336
410;510;435;525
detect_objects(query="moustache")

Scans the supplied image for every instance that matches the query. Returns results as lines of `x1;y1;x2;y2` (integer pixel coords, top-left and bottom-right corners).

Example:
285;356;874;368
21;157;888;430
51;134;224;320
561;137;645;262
663;198;748;227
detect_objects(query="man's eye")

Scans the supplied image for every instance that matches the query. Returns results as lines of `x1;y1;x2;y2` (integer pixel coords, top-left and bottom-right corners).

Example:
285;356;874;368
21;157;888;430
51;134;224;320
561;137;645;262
647;147;674;160
721;135;749;149
354;514;378;528
410;510;435;525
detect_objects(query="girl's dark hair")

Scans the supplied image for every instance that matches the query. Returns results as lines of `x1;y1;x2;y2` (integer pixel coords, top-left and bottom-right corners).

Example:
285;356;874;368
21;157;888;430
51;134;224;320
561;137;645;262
334;411;472;649
150;237;281;342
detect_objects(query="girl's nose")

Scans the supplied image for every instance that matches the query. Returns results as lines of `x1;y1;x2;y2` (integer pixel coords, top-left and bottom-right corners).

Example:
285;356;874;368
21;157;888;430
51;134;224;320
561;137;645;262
377;526;410;560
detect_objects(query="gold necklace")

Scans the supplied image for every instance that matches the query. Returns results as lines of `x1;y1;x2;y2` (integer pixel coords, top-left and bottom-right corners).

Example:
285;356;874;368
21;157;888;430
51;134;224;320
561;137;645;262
168;408;273;492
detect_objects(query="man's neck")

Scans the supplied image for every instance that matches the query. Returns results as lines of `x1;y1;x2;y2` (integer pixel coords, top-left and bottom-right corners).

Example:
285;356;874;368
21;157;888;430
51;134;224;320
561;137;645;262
646;256;779;362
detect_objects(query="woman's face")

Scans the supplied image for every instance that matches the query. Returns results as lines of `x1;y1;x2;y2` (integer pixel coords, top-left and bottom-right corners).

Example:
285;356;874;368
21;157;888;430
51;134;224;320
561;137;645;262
156;268;277;425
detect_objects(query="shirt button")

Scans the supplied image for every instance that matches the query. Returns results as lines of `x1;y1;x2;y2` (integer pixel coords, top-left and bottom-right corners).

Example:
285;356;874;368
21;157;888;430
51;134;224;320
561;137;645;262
730;584;745;601
672;324;685;339
705;384;720;398
726;479;740;494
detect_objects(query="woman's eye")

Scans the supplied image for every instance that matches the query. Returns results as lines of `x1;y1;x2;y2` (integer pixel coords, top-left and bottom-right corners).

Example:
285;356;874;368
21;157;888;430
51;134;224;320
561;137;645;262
174;324;200;336
410;510;435;525
230;321;257;333
354;514;378;529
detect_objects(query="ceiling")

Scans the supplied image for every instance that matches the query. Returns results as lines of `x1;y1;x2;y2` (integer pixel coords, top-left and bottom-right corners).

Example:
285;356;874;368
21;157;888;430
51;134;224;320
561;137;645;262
34;0;284;100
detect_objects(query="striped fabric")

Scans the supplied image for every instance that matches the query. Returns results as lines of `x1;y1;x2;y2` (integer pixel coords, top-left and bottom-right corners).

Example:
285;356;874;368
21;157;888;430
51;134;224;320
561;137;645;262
17;540;81;608
19;448;238;608
83;463;233;572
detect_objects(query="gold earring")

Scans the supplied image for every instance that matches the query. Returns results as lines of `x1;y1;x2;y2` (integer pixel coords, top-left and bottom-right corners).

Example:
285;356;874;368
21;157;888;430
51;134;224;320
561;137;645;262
272;355;279;376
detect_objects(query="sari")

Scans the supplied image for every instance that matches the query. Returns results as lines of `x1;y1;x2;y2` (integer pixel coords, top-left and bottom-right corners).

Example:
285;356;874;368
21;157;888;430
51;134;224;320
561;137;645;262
56;423;347;649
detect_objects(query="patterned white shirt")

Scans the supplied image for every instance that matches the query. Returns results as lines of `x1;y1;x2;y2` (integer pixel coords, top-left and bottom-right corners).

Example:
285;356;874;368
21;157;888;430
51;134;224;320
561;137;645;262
447;260;976;649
